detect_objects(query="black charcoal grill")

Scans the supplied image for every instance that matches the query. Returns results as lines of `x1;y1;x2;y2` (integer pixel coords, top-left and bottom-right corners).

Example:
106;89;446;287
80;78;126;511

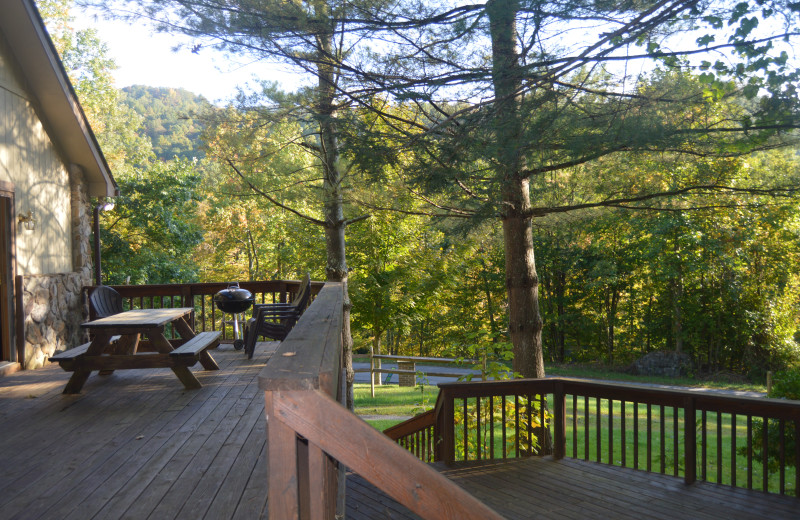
213;283;254;350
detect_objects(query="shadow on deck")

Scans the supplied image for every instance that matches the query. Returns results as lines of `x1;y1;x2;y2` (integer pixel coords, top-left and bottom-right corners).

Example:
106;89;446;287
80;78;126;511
348;456;800;519
2;342;798;519
0;341;279;520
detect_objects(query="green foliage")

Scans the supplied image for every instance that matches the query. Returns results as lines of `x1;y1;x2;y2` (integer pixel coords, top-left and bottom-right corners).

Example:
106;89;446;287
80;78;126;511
121;86;211;161
769;371;800;401
101;159;205;284
453;396;547;460
456;331;517;381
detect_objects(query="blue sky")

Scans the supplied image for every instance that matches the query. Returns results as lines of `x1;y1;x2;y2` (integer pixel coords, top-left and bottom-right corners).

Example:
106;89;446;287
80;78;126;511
71;7;297;103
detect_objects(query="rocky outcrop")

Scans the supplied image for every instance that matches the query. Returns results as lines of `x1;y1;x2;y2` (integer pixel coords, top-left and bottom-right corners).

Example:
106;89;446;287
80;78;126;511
629;351;693;378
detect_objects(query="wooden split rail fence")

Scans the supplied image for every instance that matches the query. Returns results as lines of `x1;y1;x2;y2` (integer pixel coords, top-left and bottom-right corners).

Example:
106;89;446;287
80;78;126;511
353;353;478;397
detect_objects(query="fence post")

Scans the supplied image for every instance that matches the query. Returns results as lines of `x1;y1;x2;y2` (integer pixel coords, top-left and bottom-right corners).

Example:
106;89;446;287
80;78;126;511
684;396;696;485
553;381;566;459
370;346;375;398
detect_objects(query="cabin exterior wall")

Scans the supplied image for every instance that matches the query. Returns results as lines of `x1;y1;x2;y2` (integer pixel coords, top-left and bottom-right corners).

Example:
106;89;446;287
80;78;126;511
0;30;94;368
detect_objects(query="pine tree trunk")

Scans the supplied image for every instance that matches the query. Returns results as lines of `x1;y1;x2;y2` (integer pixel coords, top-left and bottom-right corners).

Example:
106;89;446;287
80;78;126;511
489;0;550;455
316;17;354;410
487;0;545;380
502;189;545;379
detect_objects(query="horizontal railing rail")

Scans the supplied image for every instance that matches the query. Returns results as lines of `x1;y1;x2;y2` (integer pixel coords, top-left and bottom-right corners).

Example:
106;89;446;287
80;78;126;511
258;283;504;519
84;280;323;343
393;377;800;498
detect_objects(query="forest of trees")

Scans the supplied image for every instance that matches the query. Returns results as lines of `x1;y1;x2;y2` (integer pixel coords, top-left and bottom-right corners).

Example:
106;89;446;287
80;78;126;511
42;0;800;383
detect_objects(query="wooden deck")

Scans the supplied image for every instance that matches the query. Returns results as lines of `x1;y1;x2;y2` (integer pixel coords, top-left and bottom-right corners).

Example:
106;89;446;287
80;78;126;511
2;343;799;519
0;341;279;520
348;456;800;519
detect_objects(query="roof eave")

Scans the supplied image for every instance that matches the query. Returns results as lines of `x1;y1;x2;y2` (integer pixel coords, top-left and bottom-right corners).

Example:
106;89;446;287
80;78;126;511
1;0;118;198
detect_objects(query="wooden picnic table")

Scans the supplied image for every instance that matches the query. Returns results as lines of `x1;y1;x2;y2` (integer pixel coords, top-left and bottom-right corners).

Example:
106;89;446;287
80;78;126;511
52;307;221;394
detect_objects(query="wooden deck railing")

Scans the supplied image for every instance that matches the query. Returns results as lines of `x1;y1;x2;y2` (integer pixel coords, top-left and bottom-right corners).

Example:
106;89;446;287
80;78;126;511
84;280;323;343
383;409;437;463
258;283;504;519
393;377;800;498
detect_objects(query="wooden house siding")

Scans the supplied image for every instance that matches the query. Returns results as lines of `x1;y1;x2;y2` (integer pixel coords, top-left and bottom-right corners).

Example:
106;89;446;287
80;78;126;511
0;29;74;277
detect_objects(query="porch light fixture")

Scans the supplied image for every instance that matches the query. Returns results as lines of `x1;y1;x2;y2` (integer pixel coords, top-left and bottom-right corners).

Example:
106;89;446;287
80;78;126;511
18;211;36;231
94;201;115;285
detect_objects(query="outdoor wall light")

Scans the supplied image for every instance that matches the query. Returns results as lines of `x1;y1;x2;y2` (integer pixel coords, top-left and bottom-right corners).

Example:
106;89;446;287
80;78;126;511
18;210;36;231
94;200;116;286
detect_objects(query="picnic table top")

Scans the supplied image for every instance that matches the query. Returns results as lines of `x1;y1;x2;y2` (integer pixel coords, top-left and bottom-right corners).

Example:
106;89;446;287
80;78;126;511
81;307;193;330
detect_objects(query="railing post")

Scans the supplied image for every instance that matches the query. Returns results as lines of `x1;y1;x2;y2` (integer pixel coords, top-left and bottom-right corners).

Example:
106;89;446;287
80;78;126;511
553;381;566;460
181;286;194;330
684;395;696;485
438;390;455;464
265;391;300;520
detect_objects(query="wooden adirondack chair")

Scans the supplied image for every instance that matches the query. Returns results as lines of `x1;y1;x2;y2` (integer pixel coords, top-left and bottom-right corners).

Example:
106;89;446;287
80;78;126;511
89;286;123;319
242;274;312;359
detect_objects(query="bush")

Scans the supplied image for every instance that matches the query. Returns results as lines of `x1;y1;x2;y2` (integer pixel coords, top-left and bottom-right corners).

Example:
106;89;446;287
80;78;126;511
769;370;800;400
739;370;799;478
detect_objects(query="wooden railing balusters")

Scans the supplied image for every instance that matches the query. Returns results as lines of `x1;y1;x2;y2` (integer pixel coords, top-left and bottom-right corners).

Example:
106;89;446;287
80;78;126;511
553;381;565;460
527;394;534;456
463;398;469;461
621;400;626;468
515;394;521;458
502;394;507;459
763;418;769;492
717;411;723;483
673;407;679;477
609;399;614;465
647;404;652;473
684;396;696;485
702;409;708;482
779;418;785;494
584;395;589;461
596;397;602;463
571;394;578;459
795;419;800;498
633;401;639;470
747;415;753;489
731;413;737;488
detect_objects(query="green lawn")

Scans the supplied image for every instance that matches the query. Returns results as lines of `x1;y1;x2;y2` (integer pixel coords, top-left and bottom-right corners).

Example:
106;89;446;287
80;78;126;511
354;383;435;431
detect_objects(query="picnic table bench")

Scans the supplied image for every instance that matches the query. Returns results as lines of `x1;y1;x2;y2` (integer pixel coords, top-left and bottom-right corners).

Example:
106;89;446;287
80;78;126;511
50;308;220;394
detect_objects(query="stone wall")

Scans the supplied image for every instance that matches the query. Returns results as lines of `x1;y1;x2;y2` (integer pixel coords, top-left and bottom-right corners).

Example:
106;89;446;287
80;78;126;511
22;271;90;369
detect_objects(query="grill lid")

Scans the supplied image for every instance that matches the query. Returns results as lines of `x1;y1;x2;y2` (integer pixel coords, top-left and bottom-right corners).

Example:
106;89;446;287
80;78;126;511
213;283;254;313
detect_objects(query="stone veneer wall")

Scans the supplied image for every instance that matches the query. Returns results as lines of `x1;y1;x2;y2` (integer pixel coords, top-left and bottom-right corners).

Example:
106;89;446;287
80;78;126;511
21;169;93;369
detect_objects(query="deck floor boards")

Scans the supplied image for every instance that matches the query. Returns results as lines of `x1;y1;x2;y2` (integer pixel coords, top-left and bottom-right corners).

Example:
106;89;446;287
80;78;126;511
2;347;799;519
347;456;800;519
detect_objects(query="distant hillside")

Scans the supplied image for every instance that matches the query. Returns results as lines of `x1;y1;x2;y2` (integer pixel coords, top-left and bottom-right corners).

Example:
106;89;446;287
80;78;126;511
121;85;211;162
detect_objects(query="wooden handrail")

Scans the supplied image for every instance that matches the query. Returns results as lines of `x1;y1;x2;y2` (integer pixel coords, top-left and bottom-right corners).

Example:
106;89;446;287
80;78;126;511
258;283;505;519
390;376;800;497
383;409;436;441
